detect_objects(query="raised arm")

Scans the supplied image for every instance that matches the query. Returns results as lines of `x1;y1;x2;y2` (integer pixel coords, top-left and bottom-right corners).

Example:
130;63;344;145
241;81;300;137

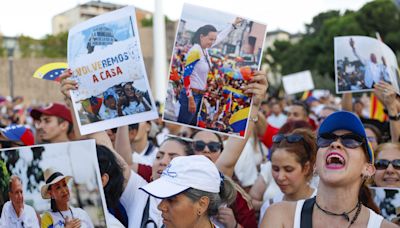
114;125;140;172
341;92;353;112
216;71;268;177
374;82;400;142
59;70;131;186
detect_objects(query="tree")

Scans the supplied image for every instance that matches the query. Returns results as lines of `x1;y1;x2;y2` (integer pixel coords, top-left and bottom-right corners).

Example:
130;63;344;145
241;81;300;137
266;0;400;92
40;32;68;58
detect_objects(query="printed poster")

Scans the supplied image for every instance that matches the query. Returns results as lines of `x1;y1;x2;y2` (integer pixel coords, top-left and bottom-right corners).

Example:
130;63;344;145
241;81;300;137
0;140;109;227
163;3;267;138
68;6;157;135
334;36;400;94
282;70;315;95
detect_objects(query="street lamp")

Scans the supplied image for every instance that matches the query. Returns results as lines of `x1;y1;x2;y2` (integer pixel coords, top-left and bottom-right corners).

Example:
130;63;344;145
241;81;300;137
7;47;14;98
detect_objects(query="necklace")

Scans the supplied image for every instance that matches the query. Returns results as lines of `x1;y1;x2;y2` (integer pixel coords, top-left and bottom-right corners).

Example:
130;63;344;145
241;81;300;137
57;207;74;222
315;200;360;223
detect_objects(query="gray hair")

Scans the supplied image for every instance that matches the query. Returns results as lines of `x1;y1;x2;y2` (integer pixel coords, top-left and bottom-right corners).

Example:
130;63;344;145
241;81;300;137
8;175;22;193
183;175;236;216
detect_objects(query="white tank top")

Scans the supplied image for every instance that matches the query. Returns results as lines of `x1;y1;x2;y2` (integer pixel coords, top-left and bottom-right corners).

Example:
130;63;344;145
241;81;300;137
294;199;384;228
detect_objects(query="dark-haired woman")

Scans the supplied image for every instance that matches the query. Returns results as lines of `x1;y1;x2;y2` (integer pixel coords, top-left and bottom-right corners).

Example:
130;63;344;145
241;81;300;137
262;111;397;227
40;168;94;228
177;17;242;125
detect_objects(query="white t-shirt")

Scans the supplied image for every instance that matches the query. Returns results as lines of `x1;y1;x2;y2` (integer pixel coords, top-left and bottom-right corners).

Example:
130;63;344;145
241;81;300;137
0;201;39;228
122;101;146;116
40;207;94;228
132;142;158;166
234;137;266;187
105;212;125;228
120;171;162;228
267;113;287;128
98;103;118;120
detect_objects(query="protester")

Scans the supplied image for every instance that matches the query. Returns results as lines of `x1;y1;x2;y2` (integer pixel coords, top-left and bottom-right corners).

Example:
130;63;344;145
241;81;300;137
373;143;400;188
40;168;94;228
140;155;237;228
0;176;40;228
30;103;73;143
262;111;396;227
257;129;317;222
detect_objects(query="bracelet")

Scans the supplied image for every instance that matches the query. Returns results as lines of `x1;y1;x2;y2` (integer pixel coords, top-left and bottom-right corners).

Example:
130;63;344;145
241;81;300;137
388;113;400;121
232;24;237;29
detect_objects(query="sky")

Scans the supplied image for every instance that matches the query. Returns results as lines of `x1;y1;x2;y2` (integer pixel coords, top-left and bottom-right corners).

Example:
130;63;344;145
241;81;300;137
0;0;373;39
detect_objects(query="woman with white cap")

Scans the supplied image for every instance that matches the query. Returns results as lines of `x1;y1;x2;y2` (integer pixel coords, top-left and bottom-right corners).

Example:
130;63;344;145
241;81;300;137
261;111;397;227
40;168;94;228
140;155;237;228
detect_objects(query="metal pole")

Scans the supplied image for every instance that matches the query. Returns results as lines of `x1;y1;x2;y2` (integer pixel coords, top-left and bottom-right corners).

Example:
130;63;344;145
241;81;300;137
8;48;14;98
153;0;167;103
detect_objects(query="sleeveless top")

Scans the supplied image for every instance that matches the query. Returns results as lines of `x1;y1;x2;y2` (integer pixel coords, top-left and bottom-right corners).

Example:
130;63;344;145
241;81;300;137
294;199;384;228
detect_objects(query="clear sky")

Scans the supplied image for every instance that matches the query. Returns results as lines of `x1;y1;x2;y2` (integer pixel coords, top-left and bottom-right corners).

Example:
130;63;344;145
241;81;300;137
0;0;372;39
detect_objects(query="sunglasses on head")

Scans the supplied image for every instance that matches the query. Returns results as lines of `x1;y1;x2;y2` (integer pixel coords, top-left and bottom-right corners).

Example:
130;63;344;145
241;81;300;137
192;140;222;153
374;159;400;170
272;134;311;152
317;133;364;149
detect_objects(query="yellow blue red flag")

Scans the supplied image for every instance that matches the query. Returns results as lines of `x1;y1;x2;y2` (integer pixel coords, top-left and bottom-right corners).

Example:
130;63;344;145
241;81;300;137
33;62;68;82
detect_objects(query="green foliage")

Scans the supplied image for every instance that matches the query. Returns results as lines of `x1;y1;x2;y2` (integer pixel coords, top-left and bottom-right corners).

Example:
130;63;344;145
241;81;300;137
267;0;400;93
18;35;40;57
141;15;172;27
40;32;68;58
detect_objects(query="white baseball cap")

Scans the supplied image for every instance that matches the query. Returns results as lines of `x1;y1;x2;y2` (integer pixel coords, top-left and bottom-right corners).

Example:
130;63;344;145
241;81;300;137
140;155;222;198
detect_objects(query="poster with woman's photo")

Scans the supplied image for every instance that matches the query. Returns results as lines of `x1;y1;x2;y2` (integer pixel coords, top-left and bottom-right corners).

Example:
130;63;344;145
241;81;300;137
369;187;400;224
68;6;157;135
334;36;400;94
163;3;267;138
0;140;108;228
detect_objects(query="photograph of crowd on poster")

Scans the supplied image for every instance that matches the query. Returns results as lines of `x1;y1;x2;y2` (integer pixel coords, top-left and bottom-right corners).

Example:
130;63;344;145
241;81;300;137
370;187;400;224
334;35;400;94
0;140;108;228
68;6;157;135
163;3;267;137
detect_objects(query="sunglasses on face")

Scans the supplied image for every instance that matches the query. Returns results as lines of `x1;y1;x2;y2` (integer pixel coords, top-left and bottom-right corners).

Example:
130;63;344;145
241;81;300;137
374;159;400;170
317;133;364;149
192;140;222;153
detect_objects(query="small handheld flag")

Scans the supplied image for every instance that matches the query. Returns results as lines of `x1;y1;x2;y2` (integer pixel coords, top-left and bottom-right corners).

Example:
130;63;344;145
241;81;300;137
33;62;68;82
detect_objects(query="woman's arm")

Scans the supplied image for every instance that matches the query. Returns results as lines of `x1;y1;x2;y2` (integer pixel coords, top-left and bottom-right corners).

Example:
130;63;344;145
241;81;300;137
212;17;242;48
249;175;267;211
114;125;139;172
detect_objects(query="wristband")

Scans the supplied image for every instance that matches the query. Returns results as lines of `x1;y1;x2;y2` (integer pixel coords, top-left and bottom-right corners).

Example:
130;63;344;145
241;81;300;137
388;113;400;121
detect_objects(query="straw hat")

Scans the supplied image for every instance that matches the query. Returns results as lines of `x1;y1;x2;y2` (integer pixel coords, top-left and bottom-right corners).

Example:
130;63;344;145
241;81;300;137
40;168;72;199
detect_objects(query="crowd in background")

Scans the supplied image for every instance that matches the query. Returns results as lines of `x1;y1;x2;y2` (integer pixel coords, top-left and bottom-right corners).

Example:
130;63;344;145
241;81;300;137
1;73;400;227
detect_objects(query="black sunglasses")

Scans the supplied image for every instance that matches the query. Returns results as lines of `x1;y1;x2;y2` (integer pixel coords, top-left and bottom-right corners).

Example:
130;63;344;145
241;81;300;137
272;134;311;153
375;159;400;170
317;133;364;149
193;140;222;153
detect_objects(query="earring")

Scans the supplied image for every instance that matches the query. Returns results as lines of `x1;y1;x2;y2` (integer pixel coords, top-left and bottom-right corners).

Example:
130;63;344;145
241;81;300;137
197;210;202;216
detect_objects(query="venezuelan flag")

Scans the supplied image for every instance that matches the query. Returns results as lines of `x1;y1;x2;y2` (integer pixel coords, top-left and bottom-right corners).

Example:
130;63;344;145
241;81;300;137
229;107;250;136
370;93;387;122
183;50;201;90
301;90;312;100
33;62;68;82
224;93;232;113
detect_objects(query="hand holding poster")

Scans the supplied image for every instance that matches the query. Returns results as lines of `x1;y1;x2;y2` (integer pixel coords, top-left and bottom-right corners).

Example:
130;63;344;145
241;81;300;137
67;6;157;135
282;70;314;95
162;3;267;138
334;36;400;94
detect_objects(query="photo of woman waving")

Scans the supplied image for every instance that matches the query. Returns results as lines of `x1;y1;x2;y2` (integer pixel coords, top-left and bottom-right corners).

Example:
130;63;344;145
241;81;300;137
40;168;94;228
177;17;242;125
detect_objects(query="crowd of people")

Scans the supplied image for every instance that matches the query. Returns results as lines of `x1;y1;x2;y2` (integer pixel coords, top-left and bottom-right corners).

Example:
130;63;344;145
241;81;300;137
1;65;400;227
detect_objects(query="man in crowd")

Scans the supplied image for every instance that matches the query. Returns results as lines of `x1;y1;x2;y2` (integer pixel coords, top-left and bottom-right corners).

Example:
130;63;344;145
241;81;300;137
30;102;73;143
0;176;40;228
